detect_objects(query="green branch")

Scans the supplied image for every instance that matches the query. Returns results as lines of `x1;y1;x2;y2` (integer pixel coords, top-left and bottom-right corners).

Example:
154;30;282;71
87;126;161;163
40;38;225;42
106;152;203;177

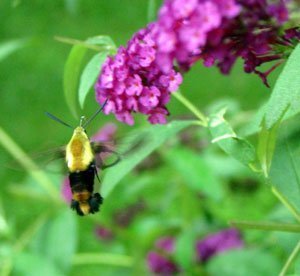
73;253;133;267
230;220;300;233
0;127;60;201
279;240;300;276
272;187;300;223
172;92;208;127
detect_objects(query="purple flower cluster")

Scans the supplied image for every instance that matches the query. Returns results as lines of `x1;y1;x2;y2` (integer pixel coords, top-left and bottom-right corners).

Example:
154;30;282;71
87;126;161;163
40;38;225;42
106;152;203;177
95;0;298;124
196;228;244;262
153;0;241;73
147;229;243;274
153;0;295;87
200;0;291;87
95;23;182;125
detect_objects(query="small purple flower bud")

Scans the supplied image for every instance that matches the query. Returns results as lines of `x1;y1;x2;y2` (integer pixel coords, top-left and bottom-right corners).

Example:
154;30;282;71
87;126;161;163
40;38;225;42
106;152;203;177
147;252;179;275
196;228;244;263
155;237;175;254
94;225;114;241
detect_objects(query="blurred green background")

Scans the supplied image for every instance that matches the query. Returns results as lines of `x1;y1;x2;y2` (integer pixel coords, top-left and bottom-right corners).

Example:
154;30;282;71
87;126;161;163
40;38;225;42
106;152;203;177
0;1;296;275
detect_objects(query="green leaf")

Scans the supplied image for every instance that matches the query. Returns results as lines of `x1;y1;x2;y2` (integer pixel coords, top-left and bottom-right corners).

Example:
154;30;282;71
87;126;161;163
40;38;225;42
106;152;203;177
63;35;115;118
174;229;197;270
29;210;77;273
101;120;197;197
265;44;300;129
13;252;64;276
64;44;88;118
269;138;300;213
79;52;109;108
0;39;28;62
147;0;157;22
208;109;256;166
86;35;116;48
257;119;281;177
164;147;223;200
207;249;281;276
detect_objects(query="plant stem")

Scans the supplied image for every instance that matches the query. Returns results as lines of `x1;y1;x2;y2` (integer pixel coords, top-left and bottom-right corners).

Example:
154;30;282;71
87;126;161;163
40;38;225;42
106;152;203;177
0;127;60;202
230;220;300;233
73;253;133;267
272;187;300;223
172;92;208;127
279;240;300;276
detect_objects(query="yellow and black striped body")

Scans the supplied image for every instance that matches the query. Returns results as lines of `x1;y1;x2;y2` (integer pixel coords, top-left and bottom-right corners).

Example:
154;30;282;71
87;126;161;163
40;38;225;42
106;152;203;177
66;127;103;216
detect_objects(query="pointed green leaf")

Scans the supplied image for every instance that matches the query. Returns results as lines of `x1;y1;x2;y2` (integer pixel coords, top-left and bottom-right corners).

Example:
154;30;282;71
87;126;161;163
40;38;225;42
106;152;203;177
269;138;300;213
63;35;116;118
208;109;256;166
101;120;197;197
0;38;28;62
79;52;109;108
64;44;87;118
86;35;116;48
265;44;300;129
257;119;281;177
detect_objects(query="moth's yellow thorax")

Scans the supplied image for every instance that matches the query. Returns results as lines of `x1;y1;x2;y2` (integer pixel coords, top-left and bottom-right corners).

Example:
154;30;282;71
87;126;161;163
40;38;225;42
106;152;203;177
66;127;94;172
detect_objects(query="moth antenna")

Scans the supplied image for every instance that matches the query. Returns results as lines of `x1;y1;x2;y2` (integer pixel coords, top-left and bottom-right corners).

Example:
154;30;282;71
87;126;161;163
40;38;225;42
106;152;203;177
45;112;74;129
83;99;108;129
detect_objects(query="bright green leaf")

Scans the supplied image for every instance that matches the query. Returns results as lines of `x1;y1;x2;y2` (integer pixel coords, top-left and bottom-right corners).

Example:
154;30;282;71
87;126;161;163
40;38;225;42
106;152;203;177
64;45;87;118
29;210;77;273
86;35;116;48
269;138;300;213
208;109;256;166
265;44;300;129
147;0;157;22
207;249;281;276
0;39;28;62
63;35;116;117
164;147;223;200
101;120;197;197
13;252;64;276
257;119;281;177
79;52;109;108
174;229;197;270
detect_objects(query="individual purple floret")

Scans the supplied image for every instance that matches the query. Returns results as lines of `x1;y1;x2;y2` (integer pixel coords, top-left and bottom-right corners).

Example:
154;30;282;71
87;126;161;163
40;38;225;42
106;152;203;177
196;228;244;262
95;23;182;125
